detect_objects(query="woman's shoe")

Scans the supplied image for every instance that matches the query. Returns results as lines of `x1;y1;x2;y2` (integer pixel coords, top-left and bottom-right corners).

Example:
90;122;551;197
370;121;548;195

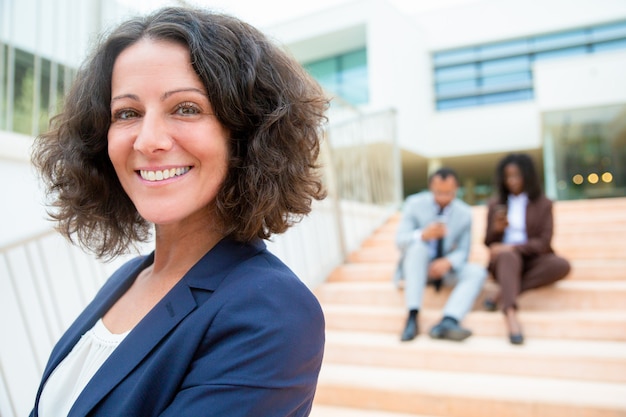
483;298;497;312
509;333;524;345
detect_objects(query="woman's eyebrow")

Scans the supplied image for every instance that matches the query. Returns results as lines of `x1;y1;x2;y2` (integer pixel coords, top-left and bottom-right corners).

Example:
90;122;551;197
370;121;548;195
161;87;207;100
111;93;139;103
110;88;207;103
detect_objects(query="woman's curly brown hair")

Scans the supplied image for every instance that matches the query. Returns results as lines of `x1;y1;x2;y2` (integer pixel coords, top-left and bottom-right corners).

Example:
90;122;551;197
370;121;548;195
32;7;329;260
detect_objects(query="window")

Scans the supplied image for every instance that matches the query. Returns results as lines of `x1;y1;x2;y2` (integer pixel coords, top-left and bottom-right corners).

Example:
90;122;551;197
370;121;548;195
0;43;7;131
544;104;626;200
305;48;369;106
13;49;35;135
433;20;626;111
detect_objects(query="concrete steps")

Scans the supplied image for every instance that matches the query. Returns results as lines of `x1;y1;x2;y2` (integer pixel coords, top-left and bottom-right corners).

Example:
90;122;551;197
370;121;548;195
312;197;626;417
328;259;626;281
323;330;626;383
315;280;626;311
316;364;626;417
322;305;626;341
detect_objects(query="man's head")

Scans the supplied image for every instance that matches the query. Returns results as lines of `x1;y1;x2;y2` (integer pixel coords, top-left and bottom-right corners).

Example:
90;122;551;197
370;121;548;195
428;167;459;209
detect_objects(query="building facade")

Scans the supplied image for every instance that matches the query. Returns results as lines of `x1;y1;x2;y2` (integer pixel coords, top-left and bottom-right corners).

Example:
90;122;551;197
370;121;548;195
267;0;626;203
0;0;146;247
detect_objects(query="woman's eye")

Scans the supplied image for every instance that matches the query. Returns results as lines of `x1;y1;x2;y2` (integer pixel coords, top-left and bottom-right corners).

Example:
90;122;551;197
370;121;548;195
176;102;200;115
113;109;138;120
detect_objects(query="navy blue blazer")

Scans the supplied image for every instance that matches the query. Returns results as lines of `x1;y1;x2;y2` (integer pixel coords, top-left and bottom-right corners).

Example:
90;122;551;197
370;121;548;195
30;238;325;416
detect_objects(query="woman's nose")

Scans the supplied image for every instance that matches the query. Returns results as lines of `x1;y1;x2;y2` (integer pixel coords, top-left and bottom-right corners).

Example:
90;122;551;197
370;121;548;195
133;113;173;154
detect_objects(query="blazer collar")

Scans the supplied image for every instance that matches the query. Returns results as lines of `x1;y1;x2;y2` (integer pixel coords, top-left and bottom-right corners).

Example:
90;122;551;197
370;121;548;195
38;238;266;417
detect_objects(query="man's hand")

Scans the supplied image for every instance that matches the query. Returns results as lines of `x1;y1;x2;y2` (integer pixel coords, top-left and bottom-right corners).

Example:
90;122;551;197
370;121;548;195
422;222;447;241
428;257;452;279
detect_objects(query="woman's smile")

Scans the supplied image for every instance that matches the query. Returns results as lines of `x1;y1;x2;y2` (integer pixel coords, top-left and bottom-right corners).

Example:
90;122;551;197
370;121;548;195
138;166;192;182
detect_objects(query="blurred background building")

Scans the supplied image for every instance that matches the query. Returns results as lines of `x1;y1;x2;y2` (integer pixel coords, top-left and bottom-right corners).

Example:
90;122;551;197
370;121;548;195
266;0;626;203
2;0;626;207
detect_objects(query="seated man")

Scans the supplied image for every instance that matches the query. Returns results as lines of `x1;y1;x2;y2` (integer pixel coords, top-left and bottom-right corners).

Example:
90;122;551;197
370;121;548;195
396;167;486;341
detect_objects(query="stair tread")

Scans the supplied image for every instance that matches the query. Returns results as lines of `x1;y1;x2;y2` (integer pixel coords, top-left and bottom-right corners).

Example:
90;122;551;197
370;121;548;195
319;363;626;409
311;405;437;417
318;280;626;290
324;330;626;359
322;303;626;319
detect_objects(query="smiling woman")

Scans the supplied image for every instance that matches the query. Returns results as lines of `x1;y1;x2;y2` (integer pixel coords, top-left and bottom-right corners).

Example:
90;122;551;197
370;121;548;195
29;6;328;417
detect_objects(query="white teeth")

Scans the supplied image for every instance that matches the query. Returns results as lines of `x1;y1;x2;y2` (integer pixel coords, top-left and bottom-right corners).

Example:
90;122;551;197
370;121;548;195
140;167;190;182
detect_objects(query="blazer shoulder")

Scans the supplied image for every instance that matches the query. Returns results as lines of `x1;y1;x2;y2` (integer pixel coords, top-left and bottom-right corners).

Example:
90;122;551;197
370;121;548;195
403;191;432;207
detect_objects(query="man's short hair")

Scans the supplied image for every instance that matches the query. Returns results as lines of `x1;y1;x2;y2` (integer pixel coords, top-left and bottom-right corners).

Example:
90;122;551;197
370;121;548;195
428;167;459;185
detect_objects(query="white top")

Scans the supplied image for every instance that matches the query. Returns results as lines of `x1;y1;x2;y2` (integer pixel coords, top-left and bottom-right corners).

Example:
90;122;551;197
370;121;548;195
503;192;528;245
38;319;130;417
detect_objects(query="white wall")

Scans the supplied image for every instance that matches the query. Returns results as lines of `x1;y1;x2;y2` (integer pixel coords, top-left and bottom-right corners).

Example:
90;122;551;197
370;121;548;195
0;133;51;248
366;0;432;158
534;50;626;112
428;102;540;157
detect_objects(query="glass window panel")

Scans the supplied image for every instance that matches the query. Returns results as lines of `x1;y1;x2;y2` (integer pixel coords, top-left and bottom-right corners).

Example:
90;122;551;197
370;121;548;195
480;55;530;76
478;39;529;60
13;48;34;135
339;50;369;105
0;43;7;130
480;72;532;90
39;58;51;134
480;89;534;105
534;45;587;61
305;48;369;106
434;63;477;82
339;78;368;105
435;79;478;97
305;58;339;93
545;104;626;200
436;96;479;110
593;38;626;53
433;47;477;66
591;20;626;43
341;49;367;72
532;29;588;52
56;65;66;112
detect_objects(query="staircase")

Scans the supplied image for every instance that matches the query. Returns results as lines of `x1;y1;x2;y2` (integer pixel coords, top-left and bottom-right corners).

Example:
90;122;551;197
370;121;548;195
311;197;626;417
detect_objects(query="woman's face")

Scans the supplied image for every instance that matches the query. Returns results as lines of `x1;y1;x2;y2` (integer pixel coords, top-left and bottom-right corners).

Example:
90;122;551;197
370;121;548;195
108;38;229;228
503;162;524;195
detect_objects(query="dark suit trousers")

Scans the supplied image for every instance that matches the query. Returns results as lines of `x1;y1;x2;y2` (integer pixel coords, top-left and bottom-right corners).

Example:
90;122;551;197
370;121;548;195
489;250;571;311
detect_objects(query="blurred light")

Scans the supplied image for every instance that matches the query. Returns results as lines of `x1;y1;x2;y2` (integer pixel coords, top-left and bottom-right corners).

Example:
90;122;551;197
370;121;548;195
602;172;613;183
557;180;567;190
572;174;583;185
588;173;599;184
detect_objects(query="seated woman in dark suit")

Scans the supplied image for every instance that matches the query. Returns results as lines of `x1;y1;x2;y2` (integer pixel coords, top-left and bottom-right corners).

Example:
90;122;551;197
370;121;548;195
484;153;570;345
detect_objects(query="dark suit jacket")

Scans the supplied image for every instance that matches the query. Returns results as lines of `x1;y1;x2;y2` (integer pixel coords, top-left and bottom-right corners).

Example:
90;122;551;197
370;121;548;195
484;194;555;257
30;238;325;417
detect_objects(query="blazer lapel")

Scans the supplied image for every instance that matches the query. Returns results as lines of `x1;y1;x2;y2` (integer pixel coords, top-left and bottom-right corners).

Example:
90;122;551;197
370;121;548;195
68;281;198;417
37;255;150;387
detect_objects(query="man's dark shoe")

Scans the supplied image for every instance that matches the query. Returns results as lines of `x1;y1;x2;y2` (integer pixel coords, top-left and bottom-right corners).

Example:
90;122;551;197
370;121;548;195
429;318;472;341
400;316;418;341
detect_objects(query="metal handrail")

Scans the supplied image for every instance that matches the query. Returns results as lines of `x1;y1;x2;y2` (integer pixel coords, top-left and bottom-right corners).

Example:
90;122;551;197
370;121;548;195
0;228;55;254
